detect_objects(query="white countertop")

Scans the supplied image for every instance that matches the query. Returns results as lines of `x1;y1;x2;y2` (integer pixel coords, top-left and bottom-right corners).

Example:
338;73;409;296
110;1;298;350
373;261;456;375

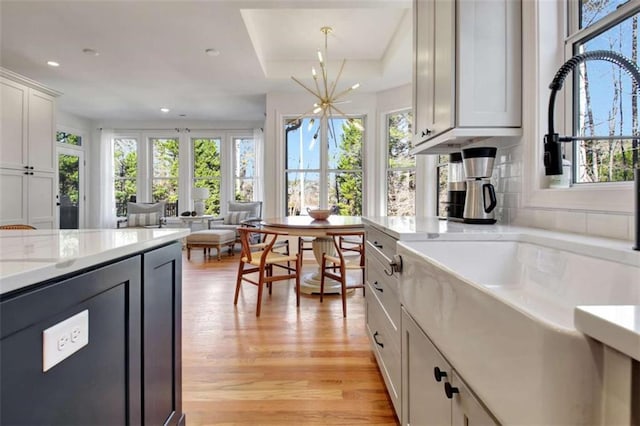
0;228;190;295
364;215;640;361
575;305;640;361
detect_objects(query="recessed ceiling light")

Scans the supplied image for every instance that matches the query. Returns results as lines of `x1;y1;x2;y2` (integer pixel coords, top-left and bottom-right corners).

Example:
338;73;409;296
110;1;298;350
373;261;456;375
160;108;170;113
47;61;60;67
205;48;220;57
82;48;99;56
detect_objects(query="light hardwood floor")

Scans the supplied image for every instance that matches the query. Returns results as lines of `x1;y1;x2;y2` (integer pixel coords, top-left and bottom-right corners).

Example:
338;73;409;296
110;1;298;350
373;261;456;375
181;248;399;425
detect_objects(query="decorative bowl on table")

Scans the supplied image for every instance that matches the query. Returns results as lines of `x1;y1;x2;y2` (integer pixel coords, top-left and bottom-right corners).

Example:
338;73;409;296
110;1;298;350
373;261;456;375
307;208;332;221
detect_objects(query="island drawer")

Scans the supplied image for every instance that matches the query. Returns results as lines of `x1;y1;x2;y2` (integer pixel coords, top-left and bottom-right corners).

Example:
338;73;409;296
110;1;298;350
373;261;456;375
366;253;401;330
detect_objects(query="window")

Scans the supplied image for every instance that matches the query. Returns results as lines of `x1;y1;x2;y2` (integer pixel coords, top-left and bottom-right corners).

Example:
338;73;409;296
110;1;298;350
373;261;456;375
234;137;256;201
193;138;221;215
113;138;138;216
569;0;639;184
285;116;364;216
386;110;415;216
57;131;82;146
151;138;179;215
436;155;449;217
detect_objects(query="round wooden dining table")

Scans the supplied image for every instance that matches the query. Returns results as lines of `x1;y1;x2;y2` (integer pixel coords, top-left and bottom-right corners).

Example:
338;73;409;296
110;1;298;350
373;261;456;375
261;216;364;294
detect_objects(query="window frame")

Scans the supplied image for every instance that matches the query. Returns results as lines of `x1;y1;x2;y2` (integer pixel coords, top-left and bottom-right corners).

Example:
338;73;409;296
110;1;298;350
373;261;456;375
384;108;416;216
282;114;366;215
522;0;635;214
566;0;640;186
111;130;260;219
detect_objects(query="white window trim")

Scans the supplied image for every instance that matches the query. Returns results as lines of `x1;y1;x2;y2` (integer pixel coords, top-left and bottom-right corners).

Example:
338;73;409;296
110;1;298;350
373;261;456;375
276;111;369;216
383;108;416;216
522;0;635;214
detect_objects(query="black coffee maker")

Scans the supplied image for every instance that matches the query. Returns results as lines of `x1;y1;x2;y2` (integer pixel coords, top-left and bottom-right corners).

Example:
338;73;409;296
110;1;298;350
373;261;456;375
446;152;466;221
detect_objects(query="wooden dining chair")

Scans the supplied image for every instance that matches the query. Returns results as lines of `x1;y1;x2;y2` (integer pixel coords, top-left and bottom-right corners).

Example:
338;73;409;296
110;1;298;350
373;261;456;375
0;224;36;230
234;227;302;316
319;231;366;317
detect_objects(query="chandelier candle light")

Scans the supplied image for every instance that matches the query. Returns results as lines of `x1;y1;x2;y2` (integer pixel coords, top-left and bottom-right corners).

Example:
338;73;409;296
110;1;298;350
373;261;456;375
291;26;364;132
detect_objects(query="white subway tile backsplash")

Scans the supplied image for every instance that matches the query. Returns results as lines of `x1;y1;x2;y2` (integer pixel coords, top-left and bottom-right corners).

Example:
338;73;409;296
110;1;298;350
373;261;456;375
491;145;631;241
554;211;587;235
586;213;629;240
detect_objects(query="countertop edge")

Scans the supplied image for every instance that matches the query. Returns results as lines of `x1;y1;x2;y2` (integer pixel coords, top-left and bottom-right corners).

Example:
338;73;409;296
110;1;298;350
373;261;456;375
1;229;190;295
574;306;640;362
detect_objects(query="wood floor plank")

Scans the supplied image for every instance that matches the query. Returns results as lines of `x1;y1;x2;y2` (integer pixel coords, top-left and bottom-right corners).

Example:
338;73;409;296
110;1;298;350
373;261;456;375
182;250;399;425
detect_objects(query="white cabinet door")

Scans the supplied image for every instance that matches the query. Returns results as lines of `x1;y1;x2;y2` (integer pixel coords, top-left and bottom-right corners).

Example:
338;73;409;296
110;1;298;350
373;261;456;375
402;309;452;426
457;0;521;128
413;0;455;144
0;168;28;225
413;0;434;143
27;89;56;173
28;171;57;229
451;371;500;426
0;78;28;169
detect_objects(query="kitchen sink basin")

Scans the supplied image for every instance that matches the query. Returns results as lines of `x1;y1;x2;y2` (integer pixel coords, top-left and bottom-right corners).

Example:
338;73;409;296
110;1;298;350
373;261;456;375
398;234;640;425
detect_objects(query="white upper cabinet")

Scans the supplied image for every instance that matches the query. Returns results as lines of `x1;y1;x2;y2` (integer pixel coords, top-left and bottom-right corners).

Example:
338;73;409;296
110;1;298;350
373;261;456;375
0;68;60;228
412;0;522;154
1;69;58;173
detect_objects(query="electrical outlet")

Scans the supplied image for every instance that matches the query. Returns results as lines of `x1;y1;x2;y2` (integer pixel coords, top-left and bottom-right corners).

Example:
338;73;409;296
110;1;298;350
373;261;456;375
42;310;89;372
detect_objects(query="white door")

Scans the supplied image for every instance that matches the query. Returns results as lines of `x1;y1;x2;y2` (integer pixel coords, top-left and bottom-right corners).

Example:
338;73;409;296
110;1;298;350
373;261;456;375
58;147;84;229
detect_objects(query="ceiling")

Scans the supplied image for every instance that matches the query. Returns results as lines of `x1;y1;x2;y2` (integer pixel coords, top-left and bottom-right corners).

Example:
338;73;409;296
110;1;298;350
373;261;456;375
0;0;412;123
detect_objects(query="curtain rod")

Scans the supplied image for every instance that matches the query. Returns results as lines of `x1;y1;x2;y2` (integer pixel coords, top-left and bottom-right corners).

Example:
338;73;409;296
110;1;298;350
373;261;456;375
98;127;260;132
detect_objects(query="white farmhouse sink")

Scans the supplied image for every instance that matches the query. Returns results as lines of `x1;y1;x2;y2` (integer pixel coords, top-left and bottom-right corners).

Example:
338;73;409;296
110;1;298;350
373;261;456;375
398;235;640;425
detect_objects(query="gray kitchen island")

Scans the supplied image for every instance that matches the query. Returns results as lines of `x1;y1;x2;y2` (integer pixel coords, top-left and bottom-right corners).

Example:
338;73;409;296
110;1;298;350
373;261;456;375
0;228;189;425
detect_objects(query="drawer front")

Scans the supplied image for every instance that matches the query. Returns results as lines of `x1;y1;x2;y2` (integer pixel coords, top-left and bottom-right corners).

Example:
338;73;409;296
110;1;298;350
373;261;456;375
365;226;397;261
366;254;400;330
366;284;401;416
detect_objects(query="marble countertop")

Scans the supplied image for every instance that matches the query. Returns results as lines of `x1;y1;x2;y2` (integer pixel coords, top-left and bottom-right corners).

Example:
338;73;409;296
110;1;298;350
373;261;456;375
575;305;640;362
0;228;190;295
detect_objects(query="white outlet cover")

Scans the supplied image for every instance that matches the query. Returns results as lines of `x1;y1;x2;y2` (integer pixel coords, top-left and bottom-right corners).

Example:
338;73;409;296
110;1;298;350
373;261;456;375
42;310;89;372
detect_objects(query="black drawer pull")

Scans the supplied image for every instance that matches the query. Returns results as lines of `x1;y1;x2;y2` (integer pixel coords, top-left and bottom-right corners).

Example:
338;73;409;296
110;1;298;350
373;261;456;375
373;281;383;293
373;241;383;249
373;331;384;348
444;382;459;399
433;366;447;382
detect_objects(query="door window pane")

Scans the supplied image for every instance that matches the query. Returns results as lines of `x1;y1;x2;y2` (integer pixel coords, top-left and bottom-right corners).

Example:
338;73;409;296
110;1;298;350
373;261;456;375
113;138;137;216
193;138;221;215
58;153;80;229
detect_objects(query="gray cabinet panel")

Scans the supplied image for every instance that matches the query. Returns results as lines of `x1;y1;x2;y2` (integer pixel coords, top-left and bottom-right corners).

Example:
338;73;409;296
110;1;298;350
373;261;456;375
142;242;183;426
0;256;142;425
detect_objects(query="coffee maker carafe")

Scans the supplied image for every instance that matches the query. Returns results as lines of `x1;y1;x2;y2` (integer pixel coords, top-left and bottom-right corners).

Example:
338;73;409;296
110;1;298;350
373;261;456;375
446;152;465;221
462;147;497;224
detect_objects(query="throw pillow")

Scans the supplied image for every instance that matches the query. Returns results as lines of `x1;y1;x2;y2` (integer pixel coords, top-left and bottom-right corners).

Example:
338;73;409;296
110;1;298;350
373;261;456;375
128;212;160;227
223;211;249;225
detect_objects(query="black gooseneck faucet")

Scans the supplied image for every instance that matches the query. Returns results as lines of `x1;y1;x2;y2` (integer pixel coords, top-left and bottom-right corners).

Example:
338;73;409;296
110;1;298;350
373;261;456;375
543;50;640;251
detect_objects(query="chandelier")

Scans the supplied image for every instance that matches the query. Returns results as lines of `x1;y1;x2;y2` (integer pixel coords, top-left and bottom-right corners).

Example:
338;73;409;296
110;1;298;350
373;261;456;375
290;26;363;134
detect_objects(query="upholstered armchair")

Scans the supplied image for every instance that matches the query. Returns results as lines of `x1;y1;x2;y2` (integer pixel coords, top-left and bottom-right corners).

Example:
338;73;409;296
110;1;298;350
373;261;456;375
208;201;262;239
117;201;167;228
